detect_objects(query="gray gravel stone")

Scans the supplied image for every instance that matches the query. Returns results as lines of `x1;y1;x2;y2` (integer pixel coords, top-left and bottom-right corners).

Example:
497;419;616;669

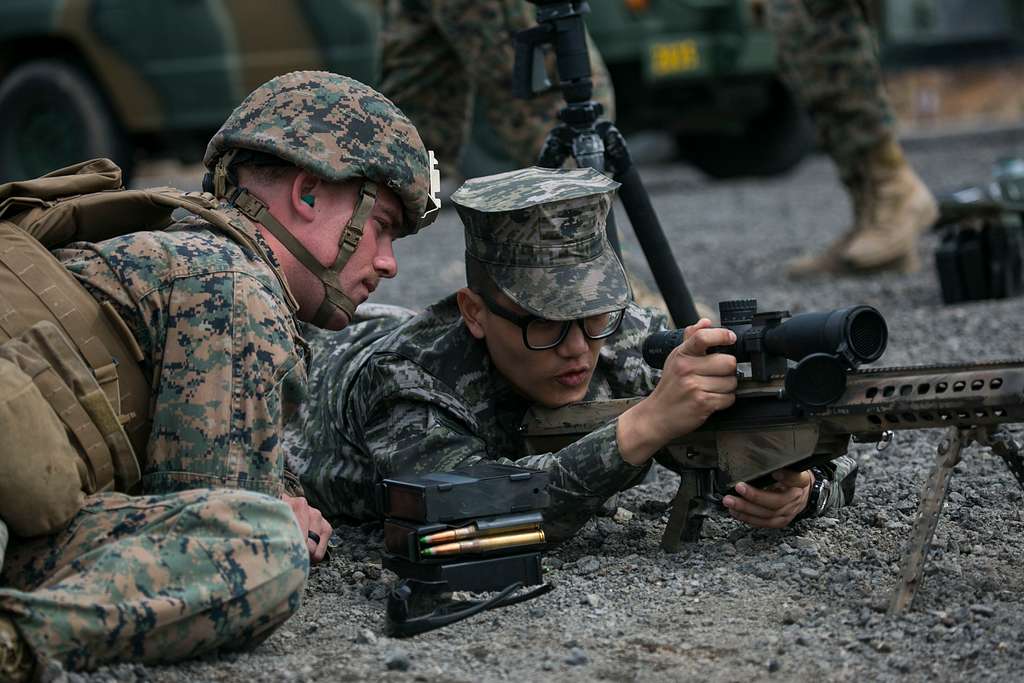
613;507;635;524
384;649;411;671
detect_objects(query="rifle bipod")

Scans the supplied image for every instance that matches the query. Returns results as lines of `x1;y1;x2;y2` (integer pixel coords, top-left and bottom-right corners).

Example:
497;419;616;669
660;469;717;552
890;425;1024;613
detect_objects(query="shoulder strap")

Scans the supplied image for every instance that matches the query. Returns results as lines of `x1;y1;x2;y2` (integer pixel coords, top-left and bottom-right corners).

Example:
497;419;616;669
145;188;300;313
3;179;299;313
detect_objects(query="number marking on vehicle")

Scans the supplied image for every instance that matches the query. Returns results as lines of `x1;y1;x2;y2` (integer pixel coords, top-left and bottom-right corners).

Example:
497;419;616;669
650;40;701;76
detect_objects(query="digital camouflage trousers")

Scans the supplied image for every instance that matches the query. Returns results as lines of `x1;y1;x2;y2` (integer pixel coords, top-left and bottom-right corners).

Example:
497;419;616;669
766;0;896;183
0;489;308;672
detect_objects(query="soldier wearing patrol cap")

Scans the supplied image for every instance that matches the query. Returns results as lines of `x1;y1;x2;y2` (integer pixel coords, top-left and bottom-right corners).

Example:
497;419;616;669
286;166;857;543
0;71;437;680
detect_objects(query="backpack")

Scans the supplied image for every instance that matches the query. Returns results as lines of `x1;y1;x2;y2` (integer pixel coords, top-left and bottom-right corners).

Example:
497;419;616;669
0;158;292;537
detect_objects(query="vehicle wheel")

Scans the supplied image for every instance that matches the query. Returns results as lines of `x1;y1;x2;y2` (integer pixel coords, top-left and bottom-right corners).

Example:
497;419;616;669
677;80;814;179
0;60;133;184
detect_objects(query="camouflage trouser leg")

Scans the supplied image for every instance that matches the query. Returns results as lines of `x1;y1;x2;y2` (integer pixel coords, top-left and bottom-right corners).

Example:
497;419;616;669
379;0;615;177
379;0;473;178
0;489;308;672
765;0;895;183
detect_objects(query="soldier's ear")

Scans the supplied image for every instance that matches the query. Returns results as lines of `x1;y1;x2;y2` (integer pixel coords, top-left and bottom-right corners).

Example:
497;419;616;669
291;171;320;220
457;288;487;339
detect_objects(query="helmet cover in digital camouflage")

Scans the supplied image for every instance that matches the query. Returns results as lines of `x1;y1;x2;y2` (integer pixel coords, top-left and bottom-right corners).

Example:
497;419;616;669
203;70;439;234
452;166;629;320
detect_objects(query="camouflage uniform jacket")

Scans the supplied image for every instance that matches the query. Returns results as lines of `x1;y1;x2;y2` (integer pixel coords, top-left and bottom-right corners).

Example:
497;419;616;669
289;296;857;540
57;208;307;497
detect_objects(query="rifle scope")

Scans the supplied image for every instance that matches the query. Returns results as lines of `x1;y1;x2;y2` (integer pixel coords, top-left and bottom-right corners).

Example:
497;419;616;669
642;300;888;406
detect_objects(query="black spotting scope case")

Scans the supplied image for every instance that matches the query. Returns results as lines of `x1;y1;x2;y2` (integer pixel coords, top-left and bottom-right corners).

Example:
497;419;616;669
379;463;550;523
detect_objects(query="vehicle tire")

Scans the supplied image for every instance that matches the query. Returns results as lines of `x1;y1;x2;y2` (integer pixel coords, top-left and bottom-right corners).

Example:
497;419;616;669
676;80;814;180
0;60;133;184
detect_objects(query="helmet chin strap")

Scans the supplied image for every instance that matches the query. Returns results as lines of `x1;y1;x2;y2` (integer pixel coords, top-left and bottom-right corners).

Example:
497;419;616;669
214;152;377;327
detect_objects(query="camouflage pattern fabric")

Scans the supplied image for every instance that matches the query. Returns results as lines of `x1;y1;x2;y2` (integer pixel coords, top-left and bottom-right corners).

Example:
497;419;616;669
286;299;859;541
0;212;309;672
765;0;894;184
0;489;307;671
56;212;307;497
452;167;628;320
204;70;435;233
378;0;616;179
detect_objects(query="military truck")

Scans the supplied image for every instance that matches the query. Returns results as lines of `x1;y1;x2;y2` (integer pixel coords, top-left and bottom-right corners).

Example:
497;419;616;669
1;0;1021;184
0;0;381;184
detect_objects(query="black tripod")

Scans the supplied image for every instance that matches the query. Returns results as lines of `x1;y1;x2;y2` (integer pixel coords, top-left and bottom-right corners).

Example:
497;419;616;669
513;0;698;327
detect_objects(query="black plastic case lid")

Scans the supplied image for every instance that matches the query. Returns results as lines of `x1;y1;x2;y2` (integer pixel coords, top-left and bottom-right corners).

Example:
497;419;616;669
380;463;550;523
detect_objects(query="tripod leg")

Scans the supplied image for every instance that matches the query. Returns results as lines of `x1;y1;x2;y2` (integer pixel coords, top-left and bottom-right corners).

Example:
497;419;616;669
889;426;967;614
615;165;699;326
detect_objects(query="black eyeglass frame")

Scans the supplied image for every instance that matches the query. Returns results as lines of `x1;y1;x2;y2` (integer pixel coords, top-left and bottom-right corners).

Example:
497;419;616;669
478;291;625;350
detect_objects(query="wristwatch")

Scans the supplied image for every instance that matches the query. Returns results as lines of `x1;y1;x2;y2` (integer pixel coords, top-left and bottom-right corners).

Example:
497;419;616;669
799;467;831;520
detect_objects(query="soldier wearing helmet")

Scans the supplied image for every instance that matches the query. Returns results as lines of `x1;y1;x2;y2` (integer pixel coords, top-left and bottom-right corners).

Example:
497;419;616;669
0;71;436;680
286;167;858;542
203;69;440;329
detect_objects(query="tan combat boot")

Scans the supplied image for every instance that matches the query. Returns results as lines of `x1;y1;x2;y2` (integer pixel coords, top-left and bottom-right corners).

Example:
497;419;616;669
785;179;868;280
840;138;938;272
0;616;33;683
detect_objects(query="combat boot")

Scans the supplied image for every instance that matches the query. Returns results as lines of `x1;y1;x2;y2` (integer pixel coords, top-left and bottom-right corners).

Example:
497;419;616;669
0;616;32;683
785;180;867;280
840;138;938;272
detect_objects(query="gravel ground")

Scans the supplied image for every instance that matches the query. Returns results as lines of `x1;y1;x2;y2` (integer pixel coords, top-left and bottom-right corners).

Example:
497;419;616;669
74;130;1024;682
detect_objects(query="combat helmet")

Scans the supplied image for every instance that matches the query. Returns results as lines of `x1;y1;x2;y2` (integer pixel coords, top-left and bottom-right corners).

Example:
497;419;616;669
203;70;440;326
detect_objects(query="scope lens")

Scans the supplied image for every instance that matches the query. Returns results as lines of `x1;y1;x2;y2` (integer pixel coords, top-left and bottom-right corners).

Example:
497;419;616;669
847;308;887;362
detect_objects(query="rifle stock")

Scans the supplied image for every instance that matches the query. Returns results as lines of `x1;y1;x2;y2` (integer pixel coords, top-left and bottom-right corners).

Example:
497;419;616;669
523;359;1024;611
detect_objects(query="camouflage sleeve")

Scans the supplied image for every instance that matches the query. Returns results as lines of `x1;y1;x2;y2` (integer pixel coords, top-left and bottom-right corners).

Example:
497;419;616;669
60;238;303;498
819;454;858;515
362;397;648;543
592;302;668;398
139;272;302;496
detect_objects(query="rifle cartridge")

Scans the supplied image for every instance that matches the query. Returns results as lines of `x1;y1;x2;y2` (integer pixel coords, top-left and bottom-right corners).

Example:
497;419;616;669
419;512;545;546
420;530;546;557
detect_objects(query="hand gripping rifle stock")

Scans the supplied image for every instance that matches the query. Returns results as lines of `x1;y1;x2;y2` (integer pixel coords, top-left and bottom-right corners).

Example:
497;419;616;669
522;359;1024;611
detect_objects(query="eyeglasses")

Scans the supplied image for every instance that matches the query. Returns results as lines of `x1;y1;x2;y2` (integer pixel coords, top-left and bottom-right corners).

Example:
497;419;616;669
479;292;625;350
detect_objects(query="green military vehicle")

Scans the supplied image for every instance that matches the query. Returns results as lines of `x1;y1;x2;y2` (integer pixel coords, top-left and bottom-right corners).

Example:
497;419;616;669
1;0;1021;184
0;0;381;184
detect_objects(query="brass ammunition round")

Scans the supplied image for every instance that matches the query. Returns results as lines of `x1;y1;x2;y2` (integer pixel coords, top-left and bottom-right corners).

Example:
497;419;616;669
420;530;546;557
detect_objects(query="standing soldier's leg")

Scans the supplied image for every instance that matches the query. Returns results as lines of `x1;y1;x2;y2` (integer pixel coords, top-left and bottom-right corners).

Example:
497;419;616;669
433;0;615;169
378;0;473;180
0;489;307;678
769;0;937;277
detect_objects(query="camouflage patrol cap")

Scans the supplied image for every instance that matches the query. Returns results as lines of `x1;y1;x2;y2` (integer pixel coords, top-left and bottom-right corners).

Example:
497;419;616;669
452;167;629;320
203;70;439;233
